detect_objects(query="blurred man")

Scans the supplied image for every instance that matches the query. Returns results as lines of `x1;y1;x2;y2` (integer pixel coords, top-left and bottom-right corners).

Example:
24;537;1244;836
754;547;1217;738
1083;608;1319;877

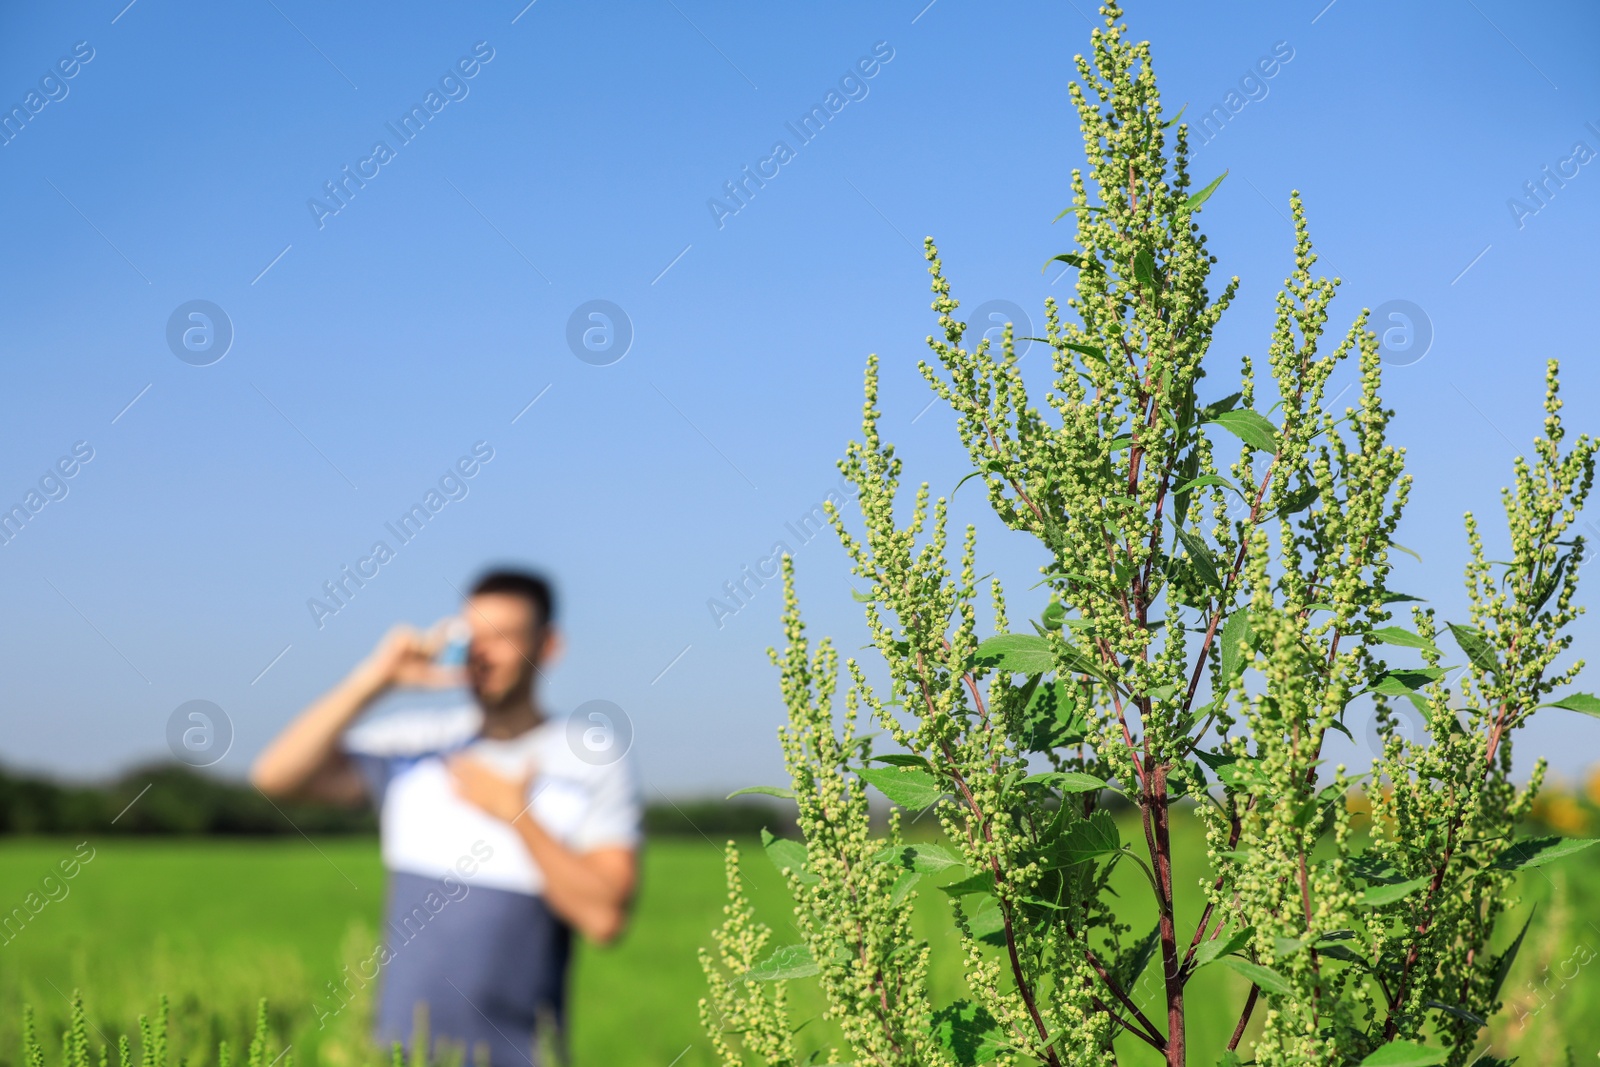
252;569;640;1066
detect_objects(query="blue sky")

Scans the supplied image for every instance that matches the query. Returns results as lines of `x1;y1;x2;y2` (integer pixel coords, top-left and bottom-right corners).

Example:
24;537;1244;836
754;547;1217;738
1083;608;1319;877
1;0;1598;797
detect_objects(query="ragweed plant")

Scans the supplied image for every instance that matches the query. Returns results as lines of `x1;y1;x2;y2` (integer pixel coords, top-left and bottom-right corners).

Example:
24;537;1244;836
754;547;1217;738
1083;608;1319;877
699;5;1600;1066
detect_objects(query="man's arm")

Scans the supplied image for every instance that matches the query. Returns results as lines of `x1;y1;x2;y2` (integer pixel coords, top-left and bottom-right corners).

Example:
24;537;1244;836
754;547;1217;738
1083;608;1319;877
252;624;454;804
448;756;637;944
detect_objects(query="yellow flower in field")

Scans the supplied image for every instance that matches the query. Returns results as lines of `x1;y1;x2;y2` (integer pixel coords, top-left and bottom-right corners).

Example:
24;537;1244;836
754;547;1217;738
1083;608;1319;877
1535;790;1589;835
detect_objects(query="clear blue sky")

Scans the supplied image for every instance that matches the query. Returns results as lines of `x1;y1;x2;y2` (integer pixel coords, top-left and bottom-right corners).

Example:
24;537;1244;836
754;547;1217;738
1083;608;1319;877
2;0;1598;797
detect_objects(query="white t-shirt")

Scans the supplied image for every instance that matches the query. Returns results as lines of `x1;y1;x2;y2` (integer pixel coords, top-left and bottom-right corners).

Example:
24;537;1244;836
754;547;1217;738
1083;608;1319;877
343;706;642;897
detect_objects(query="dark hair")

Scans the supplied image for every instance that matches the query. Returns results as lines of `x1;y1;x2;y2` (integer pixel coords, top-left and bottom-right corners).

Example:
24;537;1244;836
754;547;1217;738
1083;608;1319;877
468;568;556;628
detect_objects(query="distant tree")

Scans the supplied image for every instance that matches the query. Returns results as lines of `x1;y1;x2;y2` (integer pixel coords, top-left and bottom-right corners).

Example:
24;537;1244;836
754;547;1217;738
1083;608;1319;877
700;5;1600;1065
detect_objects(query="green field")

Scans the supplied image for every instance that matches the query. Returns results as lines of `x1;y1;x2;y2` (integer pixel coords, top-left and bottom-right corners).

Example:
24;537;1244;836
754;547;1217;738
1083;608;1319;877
1;819;1597;1067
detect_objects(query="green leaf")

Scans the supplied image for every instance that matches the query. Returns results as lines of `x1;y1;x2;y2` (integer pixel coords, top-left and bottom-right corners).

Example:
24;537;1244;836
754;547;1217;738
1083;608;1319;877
972;633;1055;674
1050;809;1121;866
1191;926;1253;969
1199;392;1243;421
1218;957;1293;996
1358;1040;1449;1066
1219;607;1255;683
858;767;943;811
1177;527;1222;589
1040;602;1067;630
1368;626;1438;653
1218;1053;1243;1067
1043;252;1102;274
1275;480;1321;518
889;869;921;907
1015;678;1089;751
1117;924;1162;989
1184;170;1228;211
761;828;818;884
745;943;818;982
1133;249;1157;289
727;785;794;800
875;842;965;874
1544;692;1600;718
1369;667;1448;697
1318;943;1368;965
1490;835;1600;871
867;753;934;770
932;1001;1005;1066
1208;408;1279;454
940;871;996;898
1064;342;1107;363
1390;542;1423;563
967;895;1006;946
1173;473;1239;497
1447;623;1499;676
1423;1000;1486;1028
1161;103;1188;128
1489;906;1534;999
1360;875;1431;907
1022;771;1107;793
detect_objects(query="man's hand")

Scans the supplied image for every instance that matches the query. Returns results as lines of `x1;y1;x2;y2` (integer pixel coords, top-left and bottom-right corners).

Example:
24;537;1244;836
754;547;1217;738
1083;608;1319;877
358;621;465;692
447;755;533;824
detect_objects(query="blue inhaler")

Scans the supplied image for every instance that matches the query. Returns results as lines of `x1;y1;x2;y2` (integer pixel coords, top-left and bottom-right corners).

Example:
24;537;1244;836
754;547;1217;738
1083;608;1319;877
437;618;472;667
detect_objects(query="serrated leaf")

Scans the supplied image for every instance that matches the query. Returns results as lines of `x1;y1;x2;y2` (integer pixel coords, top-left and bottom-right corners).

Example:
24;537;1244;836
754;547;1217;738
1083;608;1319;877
932;1001;1005;1066
1219;607;1256;683
1360;874;1431;907
1133;249;1157;288
1489;906;1534;999
1490;835;1600;871
940;871;996;897
761;828;818;884
1209;408;1279;454
1544;692;1600;718
1117;924;1162;989
1358;1040;1449;1066
972;633;1055;674
728;785;795;800
1368;626;1438;653
1447;622;1499;676
875;842;965;874
1369;668;1448;696
745;943;818;982
1218;957;1293;996
1184;170;1228;211
1191;925;1253;968
889;869;921;907
859;767;943;810
1177;527;1222;589
1050;809;1121;866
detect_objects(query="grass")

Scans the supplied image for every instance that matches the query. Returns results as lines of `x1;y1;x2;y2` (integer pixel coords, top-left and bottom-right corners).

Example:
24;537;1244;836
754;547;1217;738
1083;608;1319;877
1;814;1597;1067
